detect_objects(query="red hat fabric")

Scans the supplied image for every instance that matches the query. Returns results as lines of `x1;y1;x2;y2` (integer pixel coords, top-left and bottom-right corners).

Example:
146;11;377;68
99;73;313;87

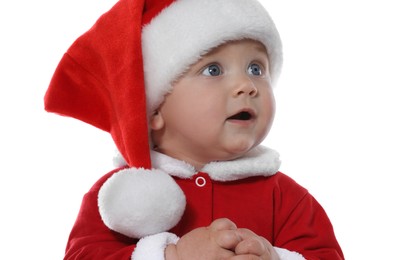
45;0;174;169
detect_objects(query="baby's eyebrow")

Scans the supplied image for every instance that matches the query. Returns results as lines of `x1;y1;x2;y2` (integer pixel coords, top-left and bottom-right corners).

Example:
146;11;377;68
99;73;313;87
202;46;221;57
253;43;268;54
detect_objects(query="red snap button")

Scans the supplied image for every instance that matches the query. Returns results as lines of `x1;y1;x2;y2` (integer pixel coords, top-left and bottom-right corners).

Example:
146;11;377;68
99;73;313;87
195;176;206;187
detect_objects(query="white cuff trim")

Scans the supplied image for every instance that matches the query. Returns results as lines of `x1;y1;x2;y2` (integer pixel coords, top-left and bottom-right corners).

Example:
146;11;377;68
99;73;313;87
132;232;179;260
274;247;305;260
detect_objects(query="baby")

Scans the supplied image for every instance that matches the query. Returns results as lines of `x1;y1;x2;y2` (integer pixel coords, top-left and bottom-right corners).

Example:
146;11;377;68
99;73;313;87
45;0;344;259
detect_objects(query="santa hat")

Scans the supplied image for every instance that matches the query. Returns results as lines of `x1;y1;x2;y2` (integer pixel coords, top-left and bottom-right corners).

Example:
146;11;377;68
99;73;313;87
45;0;282;238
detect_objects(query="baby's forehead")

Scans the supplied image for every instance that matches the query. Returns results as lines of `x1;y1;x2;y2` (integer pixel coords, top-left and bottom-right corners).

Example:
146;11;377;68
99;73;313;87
202;39;268;57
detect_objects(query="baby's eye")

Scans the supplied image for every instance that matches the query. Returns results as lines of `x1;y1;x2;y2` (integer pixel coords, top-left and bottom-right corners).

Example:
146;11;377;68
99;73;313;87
202;64;222;76
247;63;263;76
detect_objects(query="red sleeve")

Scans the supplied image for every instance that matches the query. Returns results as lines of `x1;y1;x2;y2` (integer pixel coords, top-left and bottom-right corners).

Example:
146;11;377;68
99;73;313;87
64;170;138;260
273;173;345;259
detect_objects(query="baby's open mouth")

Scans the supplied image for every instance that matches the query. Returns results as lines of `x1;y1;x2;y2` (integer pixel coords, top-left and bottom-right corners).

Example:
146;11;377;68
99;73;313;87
227;111;253;121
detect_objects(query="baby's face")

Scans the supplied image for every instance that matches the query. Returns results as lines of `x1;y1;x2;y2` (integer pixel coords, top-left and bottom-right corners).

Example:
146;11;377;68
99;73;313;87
150;39;275;169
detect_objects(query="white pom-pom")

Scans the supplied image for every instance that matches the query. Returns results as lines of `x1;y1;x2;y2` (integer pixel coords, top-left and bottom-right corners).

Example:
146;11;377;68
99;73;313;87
98;168;186;238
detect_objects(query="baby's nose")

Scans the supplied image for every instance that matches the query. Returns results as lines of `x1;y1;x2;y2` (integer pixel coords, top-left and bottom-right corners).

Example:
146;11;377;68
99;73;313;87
232;76;258;97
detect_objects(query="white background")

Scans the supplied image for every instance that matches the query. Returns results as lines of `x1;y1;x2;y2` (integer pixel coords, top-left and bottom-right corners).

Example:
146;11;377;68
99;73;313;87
1;0;392;259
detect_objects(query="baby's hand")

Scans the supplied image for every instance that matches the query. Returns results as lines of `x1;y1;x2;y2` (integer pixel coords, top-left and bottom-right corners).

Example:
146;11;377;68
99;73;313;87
230;228;280;260
165;218;241;260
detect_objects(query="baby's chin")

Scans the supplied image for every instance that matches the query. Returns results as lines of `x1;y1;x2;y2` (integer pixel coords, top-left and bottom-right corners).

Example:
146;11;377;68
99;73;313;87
217;143;261;162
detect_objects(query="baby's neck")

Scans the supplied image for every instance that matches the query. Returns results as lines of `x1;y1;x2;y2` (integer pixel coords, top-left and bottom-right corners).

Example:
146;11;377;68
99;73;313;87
155;147;208;172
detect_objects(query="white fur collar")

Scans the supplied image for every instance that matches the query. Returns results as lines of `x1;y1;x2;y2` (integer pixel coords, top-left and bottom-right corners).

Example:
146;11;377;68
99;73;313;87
114;145;281;181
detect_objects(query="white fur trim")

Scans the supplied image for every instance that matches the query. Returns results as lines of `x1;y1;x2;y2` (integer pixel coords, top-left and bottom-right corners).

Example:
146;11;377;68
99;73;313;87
98;168;186;238
203;146;281;181
114;145;281;181
142;0;282;114
150;145;280;181
274;247;305;260
132;232;179;260
151;150;195;178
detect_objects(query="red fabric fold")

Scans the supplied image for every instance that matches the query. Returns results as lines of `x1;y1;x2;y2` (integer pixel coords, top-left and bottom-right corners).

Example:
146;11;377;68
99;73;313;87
45;0;153;168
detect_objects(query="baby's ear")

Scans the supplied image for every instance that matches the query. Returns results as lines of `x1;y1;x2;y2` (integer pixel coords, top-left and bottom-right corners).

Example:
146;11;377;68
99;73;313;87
149;110;165;130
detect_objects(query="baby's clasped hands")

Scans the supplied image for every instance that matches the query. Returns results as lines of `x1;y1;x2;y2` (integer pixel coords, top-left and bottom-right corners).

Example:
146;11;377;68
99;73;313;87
165;218;279;260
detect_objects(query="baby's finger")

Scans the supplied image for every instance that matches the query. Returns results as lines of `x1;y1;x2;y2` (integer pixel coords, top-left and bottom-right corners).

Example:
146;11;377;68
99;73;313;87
235;237;266;256
209;219;241;250
236;227;258;239
209;218;237;231
227;255;260;260
235;229;275;258
215;229;242;250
